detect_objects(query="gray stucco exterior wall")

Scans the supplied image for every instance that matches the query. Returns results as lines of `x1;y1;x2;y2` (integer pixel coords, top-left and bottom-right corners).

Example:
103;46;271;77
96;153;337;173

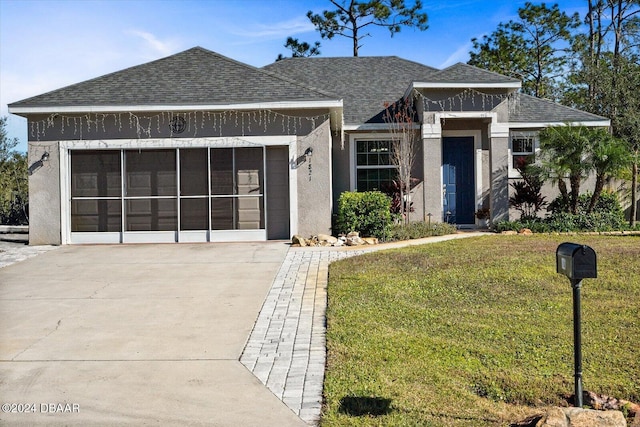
423;137;443;221
490;136;509;222
407;138;425;222
331;134;350;209
28;143;61;245
296;121;332;237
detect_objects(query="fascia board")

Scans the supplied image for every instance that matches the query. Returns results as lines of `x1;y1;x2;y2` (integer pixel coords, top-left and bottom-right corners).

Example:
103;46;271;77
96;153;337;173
507;120;611;128
9;100;343;115
412;82;521;89
343;123;421;131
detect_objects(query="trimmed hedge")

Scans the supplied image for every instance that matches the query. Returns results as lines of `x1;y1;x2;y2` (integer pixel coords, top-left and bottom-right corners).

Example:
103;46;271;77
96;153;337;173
335;191;392;240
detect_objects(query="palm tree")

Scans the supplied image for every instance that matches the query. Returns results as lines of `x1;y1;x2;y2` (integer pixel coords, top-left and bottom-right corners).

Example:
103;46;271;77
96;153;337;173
587;129;632;213
539;125;591;214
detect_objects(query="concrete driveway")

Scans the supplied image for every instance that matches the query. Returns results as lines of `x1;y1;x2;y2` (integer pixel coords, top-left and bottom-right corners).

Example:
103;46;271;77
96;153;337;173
0;242;306;426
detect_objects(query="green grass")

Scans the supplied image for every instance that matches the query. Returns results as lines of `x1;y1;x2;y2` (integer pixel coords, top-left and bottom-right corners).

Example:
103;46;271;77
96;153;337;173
322;235;640;426
388;222;457;241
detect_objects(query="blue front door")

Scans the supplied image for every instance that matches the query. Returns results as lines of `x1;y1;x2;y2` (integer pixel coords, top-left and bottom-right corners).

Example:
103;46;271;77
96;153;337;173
443;137;475;224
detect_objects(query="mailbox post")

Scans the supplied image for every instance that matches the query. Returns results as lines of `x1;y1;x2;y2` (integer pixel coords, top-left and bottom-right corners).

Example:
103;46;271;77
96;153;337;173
556;243;597;408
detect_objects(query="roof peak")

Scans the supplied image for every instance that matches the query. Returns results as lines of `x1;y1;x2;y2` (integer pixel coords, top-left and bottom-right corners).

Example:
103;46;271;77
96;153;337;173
424;62;521;85
9;46;339;111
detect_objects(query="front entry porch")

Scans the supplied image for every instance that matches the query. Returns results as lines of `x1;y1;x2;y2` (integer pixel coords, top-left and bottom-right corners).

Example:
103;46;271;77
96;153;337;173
421;115;510;227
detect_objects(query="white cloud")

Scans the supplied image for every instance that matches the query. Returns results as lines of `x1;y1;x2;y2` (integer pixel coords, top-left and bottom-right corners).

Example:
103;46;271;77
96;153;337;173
440;40;475;68
229;16;315;40
125;30;180;57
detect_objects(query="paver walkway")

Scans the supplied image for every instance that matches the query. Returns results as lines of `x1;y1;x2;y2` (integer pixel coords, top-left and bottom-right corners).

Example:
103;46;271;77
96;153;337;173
241;232;487;425
241;248;365;424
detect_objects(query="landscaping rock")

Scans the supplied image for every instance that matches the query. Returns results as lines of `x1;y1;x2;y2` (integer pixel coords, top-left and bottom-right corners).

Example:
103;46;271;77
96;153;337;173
317;233;338;244
362;237;378;245
292;233;346;247
291;235;307;247
502;230;518;235
519;228;533;235
582;391;640;424
345;237;363;246
512;407;627;427
345;231;365;246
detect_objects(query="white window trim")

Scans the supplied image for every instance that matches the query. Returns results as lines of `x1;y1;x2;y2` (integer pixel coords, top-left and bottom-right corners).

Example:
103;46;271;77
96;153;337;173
349;133;397;191
509;130;540;178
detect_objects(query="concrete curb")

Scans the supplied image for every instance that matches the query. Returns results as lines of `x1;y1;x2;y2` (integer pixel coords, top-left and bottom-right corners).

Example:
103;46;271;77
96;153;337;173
0;225;28;234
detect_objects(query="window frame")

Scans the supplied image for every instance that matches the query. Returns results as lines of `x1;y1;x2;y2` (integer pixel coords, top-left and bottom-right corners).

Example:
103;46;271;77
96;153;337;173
509;130;539;178
349;134;398;192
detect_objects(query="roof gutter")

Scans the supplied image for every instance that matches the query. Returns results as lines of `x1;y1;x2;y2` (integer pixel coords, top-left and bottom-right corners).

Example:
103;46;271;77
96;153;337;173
8;100;343;115
411;81;522;89
508;120;611;128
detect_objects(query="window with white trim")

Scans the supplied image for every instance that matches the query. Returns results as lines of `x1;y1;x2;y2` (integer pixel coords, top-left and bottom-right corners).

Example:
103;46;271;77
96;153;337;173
355;139;397;191
510;131;539;176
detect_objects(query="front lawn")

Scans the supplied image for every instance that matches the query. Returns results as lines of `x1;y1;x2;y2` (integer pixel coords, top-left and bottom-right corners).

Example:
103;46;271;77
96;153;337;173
323;235;640;426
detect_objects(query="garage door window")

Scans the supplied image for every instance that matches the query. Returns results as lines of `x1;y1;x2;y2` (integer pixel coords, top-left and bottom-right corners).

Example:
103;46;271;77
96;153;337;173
70;150;122;232
180;148;208;230
124;150;177;231
211;147;264;230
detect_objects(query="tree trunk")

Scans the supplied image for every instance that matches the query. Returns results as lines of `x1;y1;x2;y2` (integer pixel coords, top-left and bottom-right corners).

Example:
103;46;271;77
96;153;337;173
631;161;638;227
587;174;605;213
558;178;569;203
569;173;581;214
350;6;359;56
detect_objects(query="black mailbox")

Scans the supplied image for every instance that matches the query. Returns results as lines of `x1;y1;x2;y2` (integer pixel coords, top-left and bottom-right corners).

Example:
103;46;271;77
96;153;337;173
556;243;597;280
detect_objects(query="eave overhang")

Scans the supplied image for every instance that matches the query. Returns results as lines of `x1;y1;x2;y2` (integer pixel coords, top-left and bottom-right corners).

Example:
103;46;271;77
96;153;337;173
411;82;522;90
507;120;611;128
8;100;343;115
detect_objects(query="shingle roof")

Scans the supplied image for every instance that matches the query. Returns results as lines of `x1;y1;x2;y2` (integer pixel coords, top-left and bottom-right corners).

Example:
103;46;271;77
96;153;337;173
263;56;438;124
11;47;605;126
428;62;521;84
509;93;608;123
9;47;338;109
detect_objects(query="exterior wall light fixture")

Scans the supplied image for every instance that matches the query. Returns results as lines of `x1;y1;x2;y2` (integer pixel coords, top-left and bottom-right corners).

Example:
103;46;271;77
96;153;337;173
28;151;50;175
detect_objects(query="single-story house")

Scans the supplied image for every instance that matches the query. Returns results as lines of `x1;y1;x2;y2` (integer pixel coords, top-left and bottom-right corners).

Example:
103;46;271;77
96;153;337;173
9;46;609;245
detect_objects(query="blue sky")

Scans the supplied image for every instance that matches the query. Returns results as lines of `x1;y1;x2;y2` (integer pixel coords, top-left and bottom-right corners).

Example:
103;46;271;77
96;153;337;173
0;0;588;152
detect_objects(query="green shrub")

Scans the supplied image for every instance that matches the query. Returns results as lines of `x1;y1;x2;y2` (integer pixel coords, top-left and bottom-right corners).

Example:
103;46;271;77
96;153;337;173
548;190;624;216
494;219;551;233
546;190;626;231
388;221;457;241
335;191;392;240
496;191;628;233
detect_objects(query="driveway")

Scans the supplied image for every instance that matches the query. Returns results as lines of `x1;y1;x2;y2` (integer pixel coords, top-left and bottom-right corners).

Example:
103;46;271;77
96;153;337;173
0;242;306;426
